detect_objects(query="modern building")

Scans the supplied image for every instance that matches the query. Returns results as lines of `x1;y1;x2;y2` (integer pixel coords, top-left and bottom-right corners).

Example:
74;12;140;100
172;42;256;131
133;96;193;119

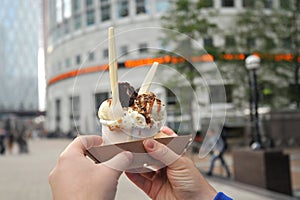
44;0;294;136
0;0;41;112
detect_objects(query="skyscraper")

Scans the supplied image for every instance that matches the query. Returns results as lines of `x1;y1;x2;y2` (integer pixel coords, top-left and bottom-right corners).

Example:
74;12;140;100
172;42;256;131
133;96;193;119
0;0;41;111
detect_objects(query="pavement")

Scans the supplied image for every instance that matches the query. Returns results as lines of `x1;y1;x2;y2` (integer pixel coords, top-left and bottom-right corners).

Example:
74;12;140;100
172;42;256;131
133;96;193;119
0;138;299;200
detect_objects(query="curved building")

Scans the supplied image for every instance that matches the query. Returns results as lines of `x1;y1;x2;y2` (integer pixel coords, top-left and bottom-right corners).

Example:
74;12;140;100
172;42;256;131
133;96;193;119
44;0;289;135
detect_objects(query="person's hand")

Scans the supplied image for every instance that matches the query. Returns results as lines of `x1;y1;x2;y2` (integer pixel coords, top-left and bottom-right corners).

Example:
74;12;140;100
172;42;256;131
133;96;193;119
126;128;217;200
49;135;133;200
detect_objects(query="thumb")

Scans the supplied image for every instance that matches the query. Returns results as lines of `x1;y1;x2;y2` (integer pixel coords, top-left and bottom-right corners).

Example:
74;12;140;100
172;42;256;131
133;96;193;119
101;151;133;178
143;139;182;169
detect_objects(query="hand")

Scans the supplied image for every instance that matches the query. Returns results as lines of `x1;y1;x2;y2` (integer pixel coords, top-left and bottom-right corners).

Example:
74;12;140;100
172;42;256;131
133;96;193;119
126;129;217;200
49;135;133;200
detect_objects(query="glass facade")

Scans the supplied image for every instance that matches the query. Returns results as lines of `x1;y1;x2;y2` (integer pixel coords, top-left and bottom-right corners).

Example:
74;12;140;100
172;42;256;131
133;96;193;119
0;0;40;111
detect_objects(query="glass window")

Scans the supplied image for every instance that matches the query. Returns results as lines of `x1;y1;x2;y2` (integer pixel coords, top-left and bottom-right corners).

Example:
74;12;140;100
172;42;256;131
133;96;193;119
86;9;95;25
120;45;128;56
139;43;148;53
70;96;80;130
72;0;80;12
264;0;273;9
242;0;255;8
103;48;108;58
136;0;148;14
64;19;70;34
222;0;234;7
280;0;291;9
117;0;129;18
209;85;232;103
282;37;291;49
225;36;235;47
73;14;81;30
64;0;72;18
100;0;111;21
204;37;213;47
88;51;95;61
55;99;61;131
86;0;93;7
56;0;63;23
95;93;108;115
246;37;255;48
156;0;169;12
76;54;81;64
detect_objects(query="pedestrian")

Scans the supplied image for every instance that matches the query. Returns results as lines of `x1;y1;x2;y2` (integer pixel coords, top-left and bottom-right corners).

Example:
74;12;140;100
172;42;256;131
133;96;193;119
206;127;231;178
4;118;14;154
0;125;6;155
49;127;233;200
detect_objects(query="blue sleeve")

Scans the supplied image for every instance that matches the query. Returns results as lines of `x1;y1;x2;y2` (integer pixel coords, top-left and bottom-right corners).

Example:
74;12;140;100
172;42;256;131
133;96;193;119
214;192;233;200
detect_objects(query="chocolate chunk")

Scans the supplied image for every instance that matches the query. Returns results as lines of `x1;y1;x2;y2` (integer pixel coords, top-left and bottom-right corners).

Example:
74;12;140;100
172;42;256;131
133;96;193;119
118;82;138;107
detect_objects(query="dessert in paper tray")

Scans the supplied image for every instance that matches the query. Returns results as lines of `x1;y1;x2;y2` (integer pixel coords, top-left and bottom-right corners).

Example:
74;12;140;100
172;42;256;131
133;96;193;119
86;27;192;171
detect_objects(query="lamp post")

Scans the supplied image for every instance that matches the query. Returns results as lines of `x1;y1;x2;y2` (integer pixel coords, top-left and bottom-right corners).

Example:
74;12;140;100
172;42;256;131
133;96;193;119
245;54;263;150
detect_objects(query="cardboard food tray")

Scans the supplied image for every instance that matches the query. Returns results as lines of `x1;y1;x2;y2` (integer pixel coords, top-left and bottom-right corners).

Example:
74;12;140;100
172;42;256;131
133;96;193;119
86;135;193;171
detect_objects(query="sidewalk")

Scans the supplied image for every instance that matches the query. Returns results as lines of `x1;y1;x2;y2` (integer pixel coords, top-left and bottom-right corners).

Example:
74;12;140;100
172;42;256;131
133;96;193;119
188;145;300;199
0;138;298;200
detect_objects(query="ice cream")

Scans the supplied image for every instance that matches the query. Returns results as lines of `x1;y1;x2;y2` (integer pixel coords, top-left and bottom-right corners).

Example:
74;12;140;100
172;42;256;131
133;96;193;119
98;82;166;144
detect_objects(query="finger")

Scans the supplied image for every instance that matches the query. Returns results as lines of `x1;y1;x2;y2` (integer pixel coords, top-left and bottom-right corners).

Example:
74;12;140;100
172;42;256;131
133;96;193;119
102;151;133;173
143;139;181;168
160;126;177;136
63;135;103;156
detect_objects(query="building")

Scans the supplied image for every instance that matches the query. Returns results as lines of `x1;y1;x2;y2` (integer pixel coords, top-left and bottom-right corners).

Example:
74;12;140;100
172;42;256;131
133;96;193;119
44;0;295;136
0;0;41;112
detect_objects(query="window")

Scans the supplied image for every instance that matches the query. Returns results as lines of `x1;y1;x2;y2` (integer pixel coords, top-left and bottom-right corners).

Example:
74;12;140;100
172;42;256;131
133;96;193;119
167;89;178;105
225;36;236;47
100;0;111;21
86;0;93;7
156;0;169;12
95;93;108;116
76;54;81;64
242;0;255;8
264;0;273;9
282;37;291;49
136;0;147;14
280;0;291;9
203;37;213;47
222;0;234;7
70;96;80;131
209;85;232;103
73;14;81;30
72;0;80;12
117;0;129;18
64;19;70;34
139;43;148;53
56;0;63;23
246;37;255;48
55;99;61;131
86;9;95;25
63;0;72;18
103;48;108;58
120;45;128;56
88;51;95;61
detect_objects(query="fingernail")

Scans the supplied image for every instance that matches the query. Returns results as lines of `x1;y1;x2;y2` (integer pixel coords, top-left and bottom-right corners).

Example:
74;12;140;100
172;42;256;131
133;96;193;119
144;139;156;150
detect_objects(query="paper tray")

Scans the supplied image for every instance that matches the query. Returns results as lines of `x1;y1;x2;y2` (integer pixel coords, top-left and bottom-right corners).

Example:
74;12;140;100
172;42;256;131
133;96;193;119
86;135;193;172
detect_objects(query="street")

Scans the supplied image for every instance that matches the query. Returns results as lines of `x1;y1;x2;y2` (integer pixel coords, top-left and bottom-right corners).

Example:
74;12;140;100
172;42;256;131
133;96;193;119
0;138;297;200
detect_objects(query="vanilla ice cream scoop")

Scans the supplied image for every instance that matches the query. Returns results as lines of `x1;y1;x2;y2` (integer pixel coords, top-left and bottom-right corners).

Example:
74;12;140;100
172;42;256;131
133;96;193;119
98;82;165;144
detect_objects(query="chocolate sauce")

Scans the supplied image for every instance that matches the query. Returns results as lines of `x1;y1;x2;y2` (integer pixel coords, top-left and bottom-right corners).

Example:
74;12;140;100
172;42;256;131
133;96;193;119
118;82;138;107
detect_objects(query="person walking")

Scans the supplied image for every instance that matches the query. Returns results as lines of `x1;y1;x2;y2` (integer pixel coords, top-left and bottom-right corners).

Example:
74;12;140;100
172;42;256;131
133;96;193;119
206;127;231;178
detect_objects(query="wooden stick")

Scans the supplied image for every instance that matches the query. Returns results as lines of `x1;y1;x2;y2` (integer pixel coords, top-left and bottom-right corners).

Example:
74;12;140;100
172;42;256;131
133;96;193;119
138;62;159;95
108;27;123;119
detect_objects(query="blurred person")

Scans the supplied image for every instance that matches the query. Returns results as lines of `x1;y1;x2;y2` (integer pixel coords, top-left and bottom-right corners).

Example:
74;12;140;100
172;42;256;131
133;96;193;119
0;124;6;155
49;127;233;200
16;123;29;154
4;118;14;154
206;127;231;178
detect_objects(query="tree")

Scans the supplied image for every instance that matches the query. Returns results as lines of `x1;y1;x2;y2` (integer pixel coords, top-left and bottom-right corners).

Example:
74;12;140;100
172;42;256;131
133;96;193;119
160;0;219;134
221;1;300;109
